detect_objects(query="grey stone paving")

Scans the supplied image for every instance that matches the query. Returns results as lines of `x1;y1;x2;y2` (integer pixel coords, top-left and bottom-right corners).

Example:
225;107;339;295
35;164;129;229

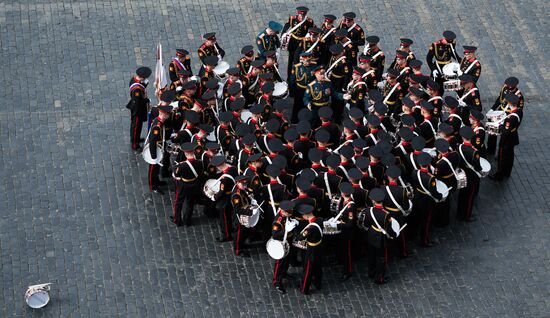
1;1;549;317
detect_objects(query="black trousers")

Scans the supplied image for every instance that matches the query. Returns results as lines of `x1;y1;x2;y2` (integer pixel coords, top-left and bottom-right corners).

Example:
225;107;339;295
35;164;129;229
412;194;435;246
301;247;322;294
496;145;515;178
233;222;250;255
457;170;480;220
367;241;387;284
272;245;295;287
217;199;232;240
487;134;498;155
339;233;354;275
148;164;160;191
130;114;143;149
173;181;199;225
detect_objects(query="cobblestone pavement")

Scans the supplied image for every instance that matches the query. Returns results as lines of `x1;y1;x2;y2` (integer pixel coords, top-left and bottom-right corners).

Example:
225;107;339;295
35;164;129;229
1;1;549;317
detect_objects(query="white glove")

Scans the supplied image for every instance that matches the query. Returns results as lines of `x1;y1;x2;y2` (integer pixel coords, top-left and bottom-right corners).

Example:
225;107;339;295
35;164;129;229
458;100;466;107
251;199;258;206
343;93;351;101
143;79;149;85
432;69;440;78
286;220;297;232
307;103;312;110
176;86;183;92
329;217;338;227
190;75;200;82
170;133;178;139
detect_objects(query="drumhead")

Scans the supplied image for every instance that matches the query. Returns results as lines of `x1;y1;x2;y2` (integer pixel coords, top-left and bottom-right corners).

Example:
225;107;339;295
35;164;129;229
436;180;450;198
214;61;230;75
273;82;288;95
240;110;253;122
442;62;461;76
26;290;50;308
480;158;491;173
266;239;285;260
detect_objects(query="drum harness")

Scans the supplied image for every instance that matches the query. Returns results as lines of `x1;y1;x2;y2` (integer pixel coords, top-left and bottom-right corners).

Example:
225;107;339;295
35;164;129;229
458;144;481;178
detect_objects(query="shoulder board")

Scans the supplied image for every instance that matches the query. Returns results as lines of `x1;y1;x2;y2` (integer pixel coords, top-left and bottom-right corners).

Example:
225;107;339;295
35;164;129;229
354;25;361;30
475;61;480;66
199;44;207;49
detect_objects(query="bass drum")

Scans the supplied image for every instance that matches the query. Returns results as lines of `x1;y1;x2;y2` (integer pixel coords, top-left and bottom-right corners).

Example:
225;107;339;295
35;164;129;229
142;144;163;164
266;239;289;260
480;158;491;177
442;62;462;80
238;206;261;228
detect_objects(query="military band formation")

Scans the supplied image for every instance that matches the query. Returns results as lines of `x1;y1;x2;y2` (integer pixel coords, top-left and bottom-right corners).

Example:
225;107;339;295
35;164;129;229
126;7;525;295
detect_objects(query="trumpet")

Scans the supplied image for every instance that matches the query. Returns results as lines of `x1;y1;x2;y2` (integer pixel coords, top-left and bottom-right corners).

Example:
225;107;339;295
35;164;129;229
280;33;291;51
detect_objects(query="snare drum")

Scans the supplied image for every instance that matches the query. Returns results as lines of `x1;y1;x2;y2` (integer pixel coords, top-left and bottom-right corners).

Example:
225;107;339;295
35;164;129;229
25;284;51;309
455;168;468;189
266;239;289;260
444;79;462;91
273;82;289;99
442;62;462;80
436;180;450;201
214;60;230;78
480;158;491;177
322;221;341;235
486;110;506;123
486;122;502;135
292;238;307;250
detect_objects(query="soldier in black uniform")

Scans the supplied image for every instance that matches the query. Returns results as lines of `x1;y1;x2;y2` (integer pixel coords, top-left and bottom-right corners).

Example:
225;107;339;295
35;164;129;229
327;43;350;124
333;182;357;281
260;165;288;237
231;175;256;257
314;155;343;215
389;38;416;69
197;32;225;74
363;36;385;81
295;204;323;295
487;77;525;155
319;14;337;65
418;101;438;148
171;142;203;226
410;152;442;246
490;94;523;181
333;29;358;68
426;80;444;119
459;46;481;83
382;69;404;115
271;200;297;294
443;96;463;137
337;12;365;47
169;49;193;82
236;45;256;76
432;138;459;227
456;127;483;221
426;30;460;96
359;188;397;284
317;107;340;147
211;155;238;242
383;166;412;258
282;6;315;81
127;66;151;151
358;55;379;90
469;109;487;157
147;105;172;194
457;74;482;123
344;67;367;112
293;27;323;64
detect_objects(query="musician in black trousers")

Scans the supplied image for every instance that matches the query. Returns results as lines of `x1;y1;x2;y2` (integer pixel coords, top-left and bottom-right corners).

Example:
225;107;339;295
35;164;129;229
457;126;482;222
171;142;203;226
296;204;323;295
271;201;296;294
211;155;238;242
360;188;397;284
126;66;151;151
231;175;254;257
410;152;442;247
383;166;412;258
491;94;523;181
147;106;171;194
